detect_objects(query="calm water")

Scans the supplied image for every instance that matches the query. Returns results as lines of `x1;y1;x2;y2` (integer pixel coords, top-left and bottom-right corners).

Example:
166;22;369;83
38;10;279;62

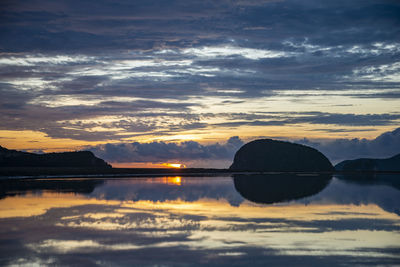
0;174;399;266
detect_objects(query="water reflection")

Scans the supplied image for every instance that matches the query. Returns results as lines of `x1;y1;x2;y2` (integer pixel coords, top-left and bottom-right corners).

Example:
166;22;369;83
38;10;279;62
0;178;104;199
0;175;399;266
233;173;332;204
337;173;400;190
90;177;244;206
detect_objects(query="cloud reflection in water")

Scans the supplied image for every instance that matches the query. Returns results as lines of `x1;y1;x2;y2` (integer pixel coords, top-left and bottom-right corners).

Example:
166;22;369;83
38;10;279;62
0;175;399;266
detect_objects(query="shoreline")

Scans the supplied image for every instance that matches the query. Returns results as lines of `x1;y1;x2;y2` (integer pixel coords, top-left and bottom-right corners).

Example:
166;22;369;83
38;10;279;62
0;167;399;180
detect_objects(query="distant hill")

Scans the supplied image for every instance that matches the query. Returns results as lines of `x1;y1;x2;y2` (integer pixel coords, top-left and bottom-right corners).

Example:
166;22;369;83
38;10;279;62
229;139;333;172
0;146;111;169
335;153;400;172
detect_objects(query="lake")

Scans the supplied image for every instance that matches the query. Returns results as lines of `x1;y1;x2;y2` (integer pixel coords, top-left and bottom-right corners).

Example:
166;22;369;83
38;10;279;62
0;174;399;266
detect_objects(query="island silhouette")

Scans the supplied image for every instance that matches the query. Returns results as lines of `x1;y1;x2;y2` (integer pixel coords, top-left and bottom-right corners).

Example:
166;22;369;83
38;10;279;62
335;153;400;172
229;139;333;172
0;146;111;169
0;139;399;178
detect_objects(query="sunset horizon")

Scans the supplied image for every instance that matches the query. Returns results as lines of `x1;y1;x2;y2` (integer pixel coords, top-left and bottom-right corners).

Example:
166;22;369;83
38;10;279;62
1;0;400;168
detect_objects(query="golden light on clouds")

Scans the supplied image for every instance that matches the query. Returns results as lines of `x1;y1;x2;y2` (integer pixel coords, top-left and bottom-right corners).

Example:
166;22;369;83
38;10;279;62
0;130;108;152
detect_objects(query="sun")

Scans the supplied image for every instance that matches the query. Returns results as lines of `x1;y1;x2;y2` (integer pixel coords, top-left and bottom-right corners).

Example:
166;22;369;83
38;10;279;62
162;163;186;168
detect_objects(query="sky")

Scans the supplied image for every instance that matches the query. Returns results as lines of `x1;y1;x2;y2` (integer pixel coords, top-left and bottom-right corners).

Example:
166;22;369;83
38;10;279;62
0;0;400;167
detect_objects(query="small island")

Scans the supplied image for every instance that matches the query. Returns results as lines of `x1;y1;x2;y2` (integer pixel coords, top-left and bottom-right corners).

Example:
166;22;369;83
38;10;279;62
229;139;333;172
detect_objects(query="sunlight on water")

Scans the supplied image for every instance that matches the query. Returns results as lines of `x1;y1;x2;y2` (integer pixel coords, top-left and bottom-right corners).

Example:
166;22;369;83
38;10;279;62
166;176;182;186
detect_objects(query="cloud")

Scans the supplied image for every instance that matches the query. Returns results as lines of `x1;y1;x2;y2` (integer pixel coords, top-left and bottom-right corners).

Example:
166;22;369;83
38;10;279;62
215;112;400;127
297;128;400;163
1;0;399;95
89;136;243;166
2;88;400;143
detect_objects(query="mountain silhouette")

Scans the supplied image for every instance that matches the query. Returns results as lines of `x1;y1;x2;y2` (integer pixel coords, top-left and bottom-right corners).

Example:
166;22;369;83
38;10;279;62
233;173;332;204
335;153;400;172
0;146;111;168
229;139;333;172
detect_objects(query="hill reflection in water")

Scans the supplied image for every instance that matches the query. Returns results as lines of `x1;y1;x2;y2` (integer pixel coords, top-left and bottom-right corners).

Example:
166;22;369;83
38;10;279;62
0;178;105;199
233;173;332;204
336;173;400;191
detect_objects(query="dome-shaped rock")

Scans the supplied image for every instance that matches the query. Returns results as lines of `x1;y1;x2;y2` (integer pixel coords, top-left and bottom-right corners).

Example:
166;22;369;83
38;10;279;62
229;139;333;172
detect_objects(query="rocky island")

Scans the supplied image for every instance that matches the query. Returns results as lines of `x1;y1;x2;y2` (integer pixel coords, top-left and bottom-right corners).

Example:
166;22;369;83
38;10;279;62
229;139;333;172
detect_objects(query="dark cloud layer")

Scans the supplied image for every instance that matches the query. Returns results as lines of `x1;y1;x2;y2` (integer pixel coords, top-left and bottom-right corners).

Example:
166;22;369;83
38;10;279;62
1;0;399;93
1;0;399;52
